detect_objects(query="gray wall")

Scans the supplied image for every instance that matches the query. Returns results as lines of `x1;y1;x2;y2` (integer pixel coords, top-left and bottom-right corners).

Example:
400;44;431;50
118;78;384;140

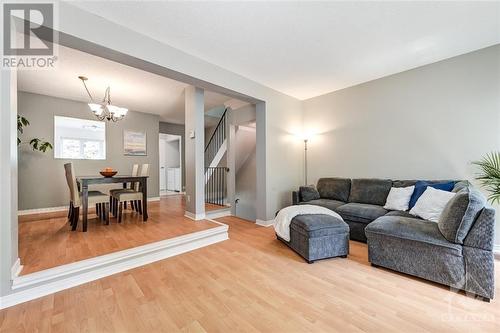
235;126;256;221
159;121;185;190
18;92;160;210
303;45;500;245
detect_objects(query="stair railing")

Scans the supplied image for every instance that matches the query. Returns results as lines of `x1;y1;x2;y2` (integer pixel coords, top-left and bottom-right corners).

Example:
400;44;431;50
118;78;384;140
205;166;229;206
205;108;227;168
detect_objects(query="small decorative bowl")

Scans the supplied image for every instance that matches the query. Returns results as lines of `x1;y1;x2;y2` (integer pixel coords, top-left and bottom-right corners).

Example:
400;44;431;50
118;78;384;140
100;170;117;178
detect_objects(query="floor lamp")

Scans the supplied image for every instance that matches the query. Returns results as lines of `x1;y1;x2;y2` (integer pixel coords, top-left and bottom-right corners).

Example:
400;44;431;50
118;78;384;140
303;138;309;186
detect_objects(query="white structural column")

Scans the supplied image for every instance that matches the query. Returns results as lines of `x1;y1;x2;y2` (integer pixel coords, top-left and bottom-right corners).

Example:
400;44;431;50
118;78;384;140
226;108;236;215
184;86;205;220
0;65;19;297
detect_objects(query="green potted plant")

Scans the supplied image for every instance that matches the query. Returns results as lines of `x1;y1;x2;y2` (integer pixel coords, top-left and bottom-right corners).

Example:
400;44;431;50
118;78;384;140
17;115;53;152
473;152;500;204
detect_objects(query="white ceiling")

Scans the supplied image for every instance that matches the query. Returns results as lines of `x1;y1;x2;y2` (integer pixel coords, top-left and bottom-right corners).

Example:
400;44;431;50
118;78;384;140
72;1;500;100
18;44;232;124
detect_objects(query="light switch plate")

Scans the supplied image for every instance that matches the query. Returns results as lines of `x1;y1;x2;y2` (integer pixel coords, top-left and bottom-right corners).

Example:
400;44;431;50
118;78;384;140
189;130;195;139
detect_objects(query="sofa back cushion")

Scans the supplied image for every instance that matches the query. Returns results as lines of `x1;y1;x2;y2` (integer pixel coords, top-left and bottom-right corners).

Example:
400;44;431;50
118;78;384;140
348;179;392;206
393;179;457;188
438;186;486;244
316;178;351;202
452;180;470;193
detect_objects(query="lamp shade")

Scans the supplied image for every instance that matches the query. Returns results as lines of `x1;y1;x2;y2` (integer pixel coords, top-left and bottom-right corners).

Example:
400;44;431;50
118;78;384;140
107;105;128;117
88;103;103;115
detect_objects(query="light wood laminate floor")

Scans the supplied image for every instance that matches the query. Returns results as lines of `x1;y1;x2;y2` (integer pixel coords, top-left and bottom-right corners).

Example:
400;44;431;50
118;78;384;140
18;195;219;275
3;215;499;332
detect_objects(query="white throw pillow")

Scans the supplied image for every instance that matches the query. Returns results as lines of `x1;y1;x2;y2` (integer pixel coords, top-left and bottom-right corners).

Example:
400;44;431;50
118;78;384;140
383;186;415;211
409;187;456;222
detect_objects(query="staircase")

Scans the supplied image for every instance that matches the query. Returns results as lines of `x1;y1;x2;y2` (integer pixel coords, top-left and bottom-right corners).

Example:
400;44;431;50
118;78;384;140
204;108;229;206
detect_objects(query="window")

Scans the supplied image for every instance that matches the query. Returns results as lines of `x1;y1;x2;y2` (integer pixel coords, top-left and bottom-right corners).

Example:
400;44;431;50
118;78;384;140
54;116;106;160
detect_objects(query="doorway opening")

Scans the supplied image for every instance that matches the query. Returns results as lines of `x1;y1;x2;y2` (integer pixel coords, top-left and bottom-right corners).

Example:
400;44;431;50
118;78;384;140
159;134;182;196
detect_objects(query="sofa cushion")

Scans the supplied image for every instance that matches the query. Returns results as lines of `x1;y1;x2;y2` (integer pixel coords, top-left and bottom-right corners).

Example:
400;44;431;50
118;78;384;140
438;186;486;244
408;181;455;209
316;178;351;202
299;199;345;211
385;210;420;219
365;216;465;288
392;179;455;188
452;180;470;193
365;216;463;254
336;203;388;224
348;179;392;206
392;180;418;188
299;185;320;202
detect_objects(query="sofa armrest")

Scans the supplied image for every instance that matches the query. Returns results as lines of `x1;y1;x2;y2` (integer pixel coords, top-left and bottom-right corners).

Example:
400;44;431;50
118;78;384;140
463;206;496;251
292;191;300;205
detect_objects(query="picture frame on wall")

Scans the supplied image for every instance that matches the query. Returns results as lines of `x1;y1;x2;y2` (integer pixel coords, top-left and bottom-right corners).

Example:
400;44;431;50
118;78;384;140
123;130;147;156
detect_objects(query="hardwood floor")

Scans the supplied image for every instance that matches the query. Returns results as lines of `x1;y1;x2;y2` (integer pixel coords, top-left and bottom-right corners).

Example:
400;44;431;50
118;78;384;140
18;195;219;275
3;215;499;332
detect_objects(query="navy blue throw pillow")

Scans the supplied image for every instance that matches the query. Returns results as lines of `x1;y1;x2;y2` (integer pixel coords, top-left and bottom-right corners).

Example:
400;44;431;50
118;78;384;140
408;181;455;209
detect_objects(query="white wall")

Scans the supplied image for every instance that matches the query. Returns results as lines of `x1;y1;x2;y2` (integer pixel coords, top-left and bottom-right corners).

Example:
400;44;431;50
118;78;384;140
165;140;180;168
303;45;500;245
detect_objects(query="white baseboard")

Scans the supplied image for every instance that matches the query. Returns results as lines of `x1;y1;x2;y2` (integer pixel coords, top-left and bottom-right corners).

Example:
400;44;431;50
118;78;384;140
0;224;228;309
18;197;161;216
11;258;23;279
184;211;206;220
256;219;274;227
494;245;500;259
18;205;68;216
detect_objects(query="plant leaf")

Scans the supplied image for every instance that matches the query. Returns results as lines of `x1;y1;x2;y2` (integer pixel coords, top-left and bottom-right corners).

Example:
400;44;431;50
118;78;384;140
473;151;500;204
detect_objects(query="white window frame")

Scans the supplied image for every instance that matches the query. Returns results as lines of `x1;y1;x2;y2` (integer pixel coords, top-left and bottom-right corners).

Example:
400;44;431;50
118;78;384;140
54;116;106;160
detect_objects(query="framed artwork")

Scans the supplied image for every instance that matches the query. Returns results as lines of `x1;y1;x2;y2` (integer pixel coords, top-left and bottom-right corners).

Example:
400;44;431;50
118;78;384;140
123;130;147;156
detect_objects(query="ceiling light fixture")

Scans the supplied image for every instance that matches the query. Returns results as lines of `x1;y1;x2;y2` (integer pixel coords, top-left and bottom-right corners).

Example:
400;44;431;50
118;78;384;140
78;76;128;122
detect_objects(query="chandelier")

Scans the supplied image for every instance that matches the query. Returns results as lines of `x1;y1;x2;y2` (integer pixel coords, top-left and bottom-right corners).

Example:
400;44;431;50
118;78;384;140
78;76;128;122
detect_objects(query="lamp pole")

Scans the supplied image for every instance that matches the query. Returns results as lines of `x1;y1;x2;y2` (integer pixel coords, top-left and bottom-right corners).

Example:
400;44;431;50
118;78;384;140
304;139;308;185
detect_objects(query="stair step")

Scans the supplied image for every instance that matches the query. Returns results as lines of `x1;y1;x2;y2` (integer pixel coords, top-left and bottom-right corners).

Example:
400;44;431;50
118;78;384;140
205;207;231;219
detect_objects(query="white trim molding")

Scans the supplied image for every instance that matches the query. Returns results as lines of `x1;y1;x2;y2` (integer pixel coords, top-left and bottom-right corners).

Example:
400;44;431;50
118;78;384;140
18;205;68;216
184;211;206;221
0;223;228;309
256;219;274;227
11;258;23;279
17;197;161;216
494;245;500;260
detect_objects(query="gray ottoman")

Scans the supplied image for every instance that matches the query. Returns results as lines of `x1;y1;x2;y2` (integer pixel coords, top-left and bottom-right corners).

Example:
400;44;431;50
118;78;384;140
277;214;350;263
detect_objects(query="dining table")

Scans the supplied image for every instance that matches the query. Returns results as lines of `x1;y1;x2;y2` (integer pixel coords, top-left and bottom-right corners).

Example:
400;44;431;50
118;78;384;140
76;175;149;232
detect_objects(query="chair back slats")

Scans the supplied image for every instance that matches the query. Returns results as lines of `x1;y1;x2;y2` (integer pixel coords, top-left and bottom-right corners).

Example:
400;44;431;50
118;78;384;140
129;164;139;189
64;163;80;207
134;163;150;191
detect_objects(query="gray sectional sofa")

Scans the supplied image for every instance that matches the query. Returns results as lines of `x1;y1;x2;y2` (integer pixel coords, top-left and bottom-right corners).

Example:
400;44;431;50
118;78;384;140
292;178;496;301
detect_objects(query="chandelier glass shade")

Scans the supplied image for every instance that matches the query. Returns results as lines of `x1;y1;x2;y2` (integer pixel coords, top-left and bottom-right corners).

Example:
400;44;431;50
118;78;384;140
78;76;128;122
